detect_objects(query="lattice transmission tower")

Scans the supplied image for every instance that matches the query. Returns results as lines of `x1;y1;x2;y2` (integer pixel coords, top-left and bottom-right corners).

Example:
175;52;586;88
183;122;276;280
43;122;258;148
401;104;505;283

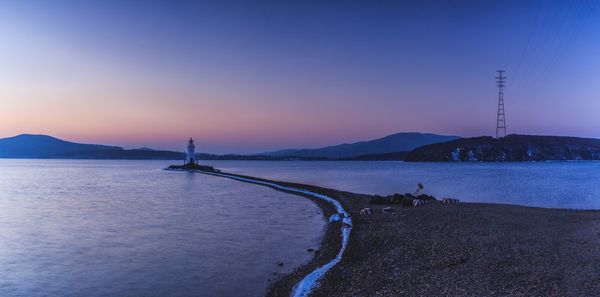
495;70;506;138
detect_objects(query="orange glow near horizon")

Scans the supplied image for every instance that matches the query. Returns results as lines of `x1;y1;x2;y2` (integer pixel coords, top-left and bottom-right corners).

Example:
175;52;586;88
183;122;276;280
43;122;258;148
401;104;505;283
2;1;600;153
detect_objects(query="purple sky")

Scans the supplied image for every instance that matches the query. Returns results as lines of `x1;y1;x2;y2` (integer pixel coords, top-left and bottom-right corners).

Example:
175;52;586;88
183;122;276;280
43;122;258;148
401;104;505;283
1;1;599;153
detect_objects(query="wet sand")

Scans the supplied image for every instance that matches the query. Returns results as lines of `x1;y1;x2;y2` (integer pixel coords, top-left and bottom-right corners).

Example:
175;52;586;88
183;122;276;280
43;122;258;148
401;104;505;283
191;169;600;297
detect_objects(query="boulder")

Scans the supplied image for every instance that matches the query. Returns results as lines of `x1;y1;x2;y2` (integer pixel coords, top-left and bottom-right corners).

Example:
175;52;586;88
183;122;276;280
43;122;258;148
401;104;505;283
442;198;460;204
402;197;415;207
382;207;395;214
360;208;373;215
412;199;426;207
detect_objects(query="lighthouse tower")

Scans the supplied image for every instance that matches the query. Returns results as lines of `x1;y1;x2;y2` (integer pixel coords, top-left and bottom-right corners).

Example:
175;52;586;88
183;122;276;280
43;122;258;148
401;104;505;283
186;138;196;165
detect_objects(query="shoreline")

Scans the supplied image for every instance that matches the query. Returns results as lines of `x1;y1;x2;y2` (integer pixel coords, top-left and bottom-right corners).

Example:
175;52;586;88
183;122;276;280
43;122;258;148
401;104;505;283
168;166;600;297
166;167;354;296
195;170;353;297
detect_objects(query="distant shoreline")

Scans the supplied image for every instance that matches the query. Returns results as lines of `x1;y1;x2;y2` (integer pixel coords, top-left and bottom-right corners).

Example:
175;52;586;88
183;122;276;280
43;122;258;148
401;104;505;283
5;157;600;163
5;133;600;162
168;165;600;297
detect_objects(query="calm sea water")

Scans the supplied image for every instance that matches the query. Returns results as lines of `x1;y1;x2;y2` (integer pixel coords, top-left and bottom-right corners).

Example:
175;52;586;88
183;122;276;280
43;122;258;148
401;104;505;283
204;160;600;209
2;160;600;297
0;160;325;297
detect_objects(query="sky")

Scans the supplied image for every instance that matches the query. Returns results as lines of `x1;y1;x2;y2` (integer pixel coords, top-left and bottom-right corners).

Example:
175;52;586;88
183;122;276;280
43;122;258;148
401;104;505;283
1;0;599;154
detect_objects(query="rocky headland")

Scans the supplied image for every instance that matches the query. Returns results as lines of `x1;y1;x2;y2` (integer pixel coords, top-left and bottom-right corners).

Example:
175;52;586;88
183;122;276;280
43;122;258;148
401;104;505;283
405;134;600;162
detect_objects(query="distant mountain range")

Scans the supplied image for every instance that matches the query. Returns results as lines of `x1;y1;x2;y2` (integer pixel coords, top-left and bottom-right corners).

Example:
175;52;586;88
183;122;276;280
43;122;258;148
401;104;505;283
262;132;459;159
0;132;458;160
404;134;600;161
0;134;185;159
3;133;598;162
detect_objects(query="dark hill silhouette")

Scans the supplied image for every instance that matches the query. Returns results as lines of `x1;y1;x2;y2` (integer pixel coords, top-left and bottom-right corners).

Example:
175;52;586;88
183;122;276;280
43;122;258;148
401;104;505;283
0;134;184;159
263;132;459;159
404;134;600;161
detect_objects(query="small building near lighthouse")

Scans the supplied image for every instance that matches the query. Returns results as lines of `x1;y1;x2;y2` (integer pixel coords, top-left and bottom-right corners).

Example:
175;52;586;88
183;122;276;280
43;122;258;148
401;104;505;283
186;138;196;165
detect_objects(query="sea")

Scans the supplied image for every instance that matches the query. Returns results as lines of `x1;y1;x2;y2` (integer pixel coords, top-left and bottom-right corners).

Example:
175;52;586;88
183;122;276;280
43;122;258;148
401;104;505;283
0;160;324;297
204;160;600;209
1;159;600;296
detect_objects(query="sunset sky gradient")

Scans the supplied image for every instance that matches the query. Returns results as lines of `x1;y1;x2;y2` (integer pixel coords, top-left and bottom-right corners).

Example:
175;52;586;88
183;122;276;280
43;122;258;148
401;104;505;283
1;1;599;153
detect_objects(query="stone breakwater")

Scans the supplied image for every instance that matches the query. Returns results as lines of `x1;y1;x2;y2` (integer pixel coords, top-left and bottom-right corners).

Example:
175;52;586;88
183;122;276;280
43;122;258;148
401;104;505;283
165;167;352;297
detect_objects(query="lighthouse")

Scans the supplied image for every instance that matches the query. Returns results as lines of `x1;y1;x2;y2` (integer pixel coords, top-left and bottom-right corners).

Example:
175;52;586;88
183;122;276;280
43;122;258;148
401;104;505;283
186;138;196;165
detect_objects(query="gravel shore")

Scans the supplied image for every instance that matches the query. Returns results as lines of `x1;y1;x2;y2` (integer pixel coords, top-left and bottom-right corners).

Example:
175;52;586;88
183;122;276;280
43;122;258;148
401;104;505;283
197;169;600;297
311;202;600;297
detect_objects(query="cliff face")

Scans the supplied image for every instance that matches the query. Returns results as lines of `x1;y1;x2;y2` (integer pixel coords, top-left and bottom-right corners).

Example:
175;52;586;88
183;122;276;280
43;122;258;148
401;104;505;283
405;134;600;162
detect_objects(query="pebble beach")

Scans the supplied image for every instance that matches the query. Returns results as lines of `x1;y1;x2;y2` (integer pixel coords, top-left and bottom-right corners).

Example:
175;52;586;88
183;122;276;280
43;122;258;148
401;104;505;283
192;168;600;297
